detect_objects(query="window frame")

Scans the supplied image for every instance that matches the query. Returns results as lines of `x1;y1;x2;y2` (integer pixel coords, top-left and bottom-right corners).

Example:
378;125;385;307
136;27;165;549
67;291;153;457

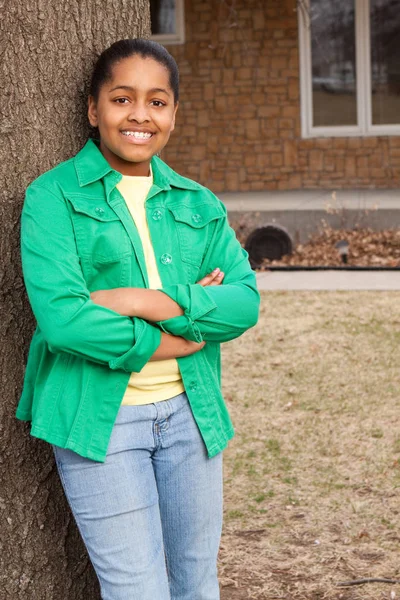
298;0;400;137
150;0;185;46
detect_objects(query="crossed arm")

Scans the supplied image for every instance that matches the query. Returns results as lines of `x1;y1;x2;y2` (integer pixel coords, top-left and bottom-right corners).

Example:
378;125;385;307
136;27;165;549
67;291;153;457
90;268;224;361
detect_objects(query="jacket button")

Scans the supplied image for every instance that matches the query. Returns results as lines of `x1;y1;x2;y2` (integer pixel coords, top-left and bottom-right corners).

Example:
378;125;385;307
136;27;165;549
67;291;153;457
160;253;172;265
192;213;202;224
189;381;198;392
152;209;163;221
95;207;105;215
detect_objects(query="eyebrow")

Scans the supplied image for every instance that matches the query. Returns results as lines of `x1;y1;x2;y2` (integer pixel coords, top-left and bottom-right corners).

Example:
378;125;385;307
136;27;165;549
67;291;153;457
108;85;171;96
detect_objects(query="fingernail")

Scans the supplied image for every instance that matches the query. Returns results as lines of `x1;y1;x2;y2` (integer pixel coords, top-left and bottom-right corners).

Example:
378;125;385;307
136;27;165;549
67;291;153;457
213;268;220;273
218;272;224;277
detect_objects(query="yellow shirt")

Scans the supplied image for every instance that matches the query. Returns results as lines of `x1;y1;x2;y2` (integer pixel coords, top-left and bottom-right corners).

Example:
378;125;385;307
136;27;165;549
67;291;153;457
117;170;185;405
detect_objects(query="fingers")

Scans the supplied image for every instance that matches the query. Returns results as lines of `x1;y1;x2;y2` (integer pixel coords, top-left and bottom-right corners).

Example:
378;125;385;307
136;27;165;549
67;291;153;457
197;268;225;286
207;269;224;285
187;340;206;355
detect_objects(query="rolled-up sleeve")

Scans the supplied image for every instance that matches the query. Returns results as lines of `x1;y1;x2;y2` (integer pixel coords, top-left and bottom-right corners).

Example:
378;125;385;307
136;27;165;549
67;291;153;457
157;203;260;343
21;184;161;372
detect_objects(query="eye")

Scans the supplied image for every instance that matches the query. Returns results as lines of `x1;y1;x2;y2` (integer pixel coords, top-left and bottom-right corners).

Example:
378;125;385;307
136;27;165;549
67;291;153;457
150;100;166;107
113;97;129;104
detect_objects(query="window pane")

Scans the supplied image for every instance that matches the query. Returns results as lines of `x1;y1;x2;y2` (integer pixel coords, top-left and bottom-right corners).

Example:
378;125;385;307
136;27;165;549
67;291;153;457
310;0;357;127
150;0;176;35
370;0;400;125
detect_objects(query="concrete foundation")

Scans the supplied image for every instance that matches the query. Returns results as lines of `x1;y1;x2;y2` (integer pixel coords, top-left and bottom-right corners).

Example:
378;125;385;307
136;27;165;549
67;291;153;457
220;189;400;244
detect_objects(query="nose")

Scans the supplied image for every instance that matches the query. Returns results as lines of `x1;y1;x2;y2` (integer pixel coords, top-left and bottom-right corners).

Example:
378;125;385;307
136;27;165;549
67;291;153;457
127;102;150;123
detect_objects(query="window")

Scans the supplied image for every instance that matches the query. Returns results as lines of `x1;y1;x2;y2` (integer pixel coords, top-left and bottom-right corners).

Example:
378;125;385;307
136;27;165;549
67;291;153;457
298;0;400;137
150;0;185;45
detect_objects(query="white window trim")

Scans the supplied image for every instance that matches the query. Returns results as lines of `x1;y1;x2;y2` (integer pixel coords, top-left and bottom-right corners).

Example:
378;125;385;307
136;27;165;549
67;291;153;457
150;0;185;45
298;0;400;137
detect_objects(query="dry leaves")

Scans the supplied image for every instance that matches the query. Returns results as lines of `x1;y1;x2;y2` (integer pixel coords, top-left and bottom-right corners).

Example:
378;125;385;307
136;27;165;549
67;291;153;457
261;227;400;268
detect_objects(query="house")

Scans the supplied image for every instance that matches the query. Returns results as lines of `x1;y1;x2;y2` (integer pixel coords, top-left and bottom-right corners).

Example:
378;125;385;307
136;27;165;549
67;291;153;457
151;0;400;243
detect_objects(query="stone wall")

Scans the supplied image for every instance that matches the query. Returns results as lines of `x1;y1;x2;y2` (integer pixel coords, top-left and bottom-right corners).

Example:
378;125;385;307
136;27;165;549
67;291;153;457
163;0;400;192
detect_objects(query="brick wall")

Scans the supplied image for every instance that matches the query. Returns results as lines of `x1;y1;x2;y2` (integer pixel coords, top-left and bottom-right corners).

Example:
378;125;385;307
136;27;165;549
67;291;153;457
163;0;400;192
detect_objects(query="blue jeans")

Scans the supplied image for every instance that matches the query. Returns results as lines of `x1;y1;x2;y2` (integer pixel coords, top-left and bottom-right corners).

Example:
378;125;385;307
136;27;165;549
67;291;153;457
53;392;223;600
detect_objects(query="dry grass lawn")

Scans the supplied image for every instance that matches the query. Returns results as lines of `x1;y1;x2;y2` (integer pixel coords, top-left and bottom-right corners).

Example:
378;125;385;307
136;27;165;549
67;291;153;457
219;291;400;600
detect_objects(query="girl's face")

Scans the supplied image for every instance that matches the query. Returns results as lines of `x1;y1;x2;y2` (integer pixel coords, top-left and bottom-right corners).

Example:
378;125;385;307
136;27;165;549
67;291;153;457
88;55;178;176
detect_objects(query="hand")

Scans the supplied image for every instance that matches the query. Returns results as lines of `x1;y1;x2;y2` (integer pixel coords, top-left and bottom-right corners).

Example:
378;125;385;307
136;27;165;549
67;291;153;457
197;268;224;287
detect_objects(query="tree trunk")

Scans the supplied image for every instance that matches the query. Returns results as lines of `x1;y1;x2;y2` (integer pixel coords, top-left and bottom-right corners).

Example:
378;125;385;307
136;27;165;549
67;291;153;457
0;2;150;598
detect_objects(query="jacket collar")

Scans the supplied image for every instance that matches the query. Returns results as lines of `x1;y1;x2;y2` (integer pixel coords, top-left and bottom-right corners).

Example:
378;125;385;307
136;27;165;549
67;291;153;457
74;139;201;192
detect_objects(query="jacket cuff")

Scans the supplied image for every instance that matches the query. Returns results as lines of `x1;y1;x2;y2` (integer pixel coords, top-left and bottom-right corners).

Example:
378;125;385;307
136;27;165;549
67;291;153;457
157;284;217;341
157;314;203;342
109;318;161;373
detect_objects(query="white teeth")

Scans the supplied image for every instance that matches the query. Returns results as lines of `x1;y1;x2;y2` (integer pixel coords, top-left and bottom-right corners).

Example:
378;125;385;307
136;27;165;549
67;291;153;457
122;131;152;139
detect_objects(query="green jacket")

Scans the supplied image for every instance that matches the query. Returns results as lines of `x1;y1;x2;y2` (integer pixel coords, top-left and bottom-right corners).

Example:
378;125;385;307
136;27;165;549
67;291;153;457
17;139;260;462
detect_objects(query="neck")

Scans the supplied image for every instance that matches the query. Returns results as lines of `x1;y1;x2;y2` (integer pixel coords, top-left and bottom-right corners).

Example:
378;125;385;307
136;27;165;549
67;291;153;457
99;142;151;176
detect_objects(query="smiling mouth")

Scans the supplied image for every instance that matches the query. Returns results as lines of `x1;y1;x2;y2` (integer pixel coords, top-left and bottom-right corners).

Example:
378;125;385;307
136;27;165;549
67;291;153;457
121;130;153;140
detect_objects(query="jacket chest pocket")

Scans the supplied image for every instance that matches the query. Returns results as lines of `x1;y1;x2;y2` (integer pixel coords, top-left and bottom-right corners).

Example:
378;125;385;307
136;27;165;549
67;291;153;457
168;204;225;270
67;195;132;288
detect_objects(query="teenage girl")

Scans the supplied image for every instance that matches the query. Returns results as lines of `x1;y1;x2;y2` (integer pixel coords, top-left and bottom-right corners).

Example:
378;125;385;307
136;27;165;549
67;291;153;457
17;39;259;600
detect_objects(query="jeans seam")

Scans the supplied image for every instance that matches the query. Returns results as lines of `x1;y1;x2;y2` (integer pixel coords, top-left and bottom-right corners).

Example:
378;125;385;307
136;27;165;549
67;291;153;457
53;449;106;596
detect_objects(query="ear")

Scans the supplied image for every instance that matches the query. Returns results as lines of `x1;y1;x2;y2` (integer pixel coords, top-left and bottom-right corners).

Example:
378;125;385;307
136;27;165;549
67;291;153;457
88;96;98;127
170;101;179;132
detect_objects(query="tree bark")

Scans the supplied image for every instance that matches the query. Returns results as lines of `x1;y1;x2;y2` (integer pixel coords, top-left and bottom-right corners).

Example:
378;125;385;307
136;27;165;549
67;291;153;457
0;2;150;598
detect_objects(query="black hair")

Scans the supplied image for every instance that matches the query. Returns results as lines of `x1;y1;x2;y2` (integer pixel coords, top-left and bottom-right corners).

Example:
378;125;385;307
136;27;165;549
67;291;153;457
90;38;179;103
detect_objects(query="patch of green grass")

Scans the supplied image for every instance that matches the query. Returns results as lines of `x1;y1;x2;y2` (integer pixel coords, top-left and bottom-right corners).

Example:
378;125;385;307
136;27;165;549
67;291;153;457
371;428;384;439
226;509;244;520
279;456;293;472
230;457;244;477
253;490;274;503
264;438;281;454
331;482;346;490
254;493;266;503
247;465;258;477
381;517;395;529
287;495;300;506
282;476;297;485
